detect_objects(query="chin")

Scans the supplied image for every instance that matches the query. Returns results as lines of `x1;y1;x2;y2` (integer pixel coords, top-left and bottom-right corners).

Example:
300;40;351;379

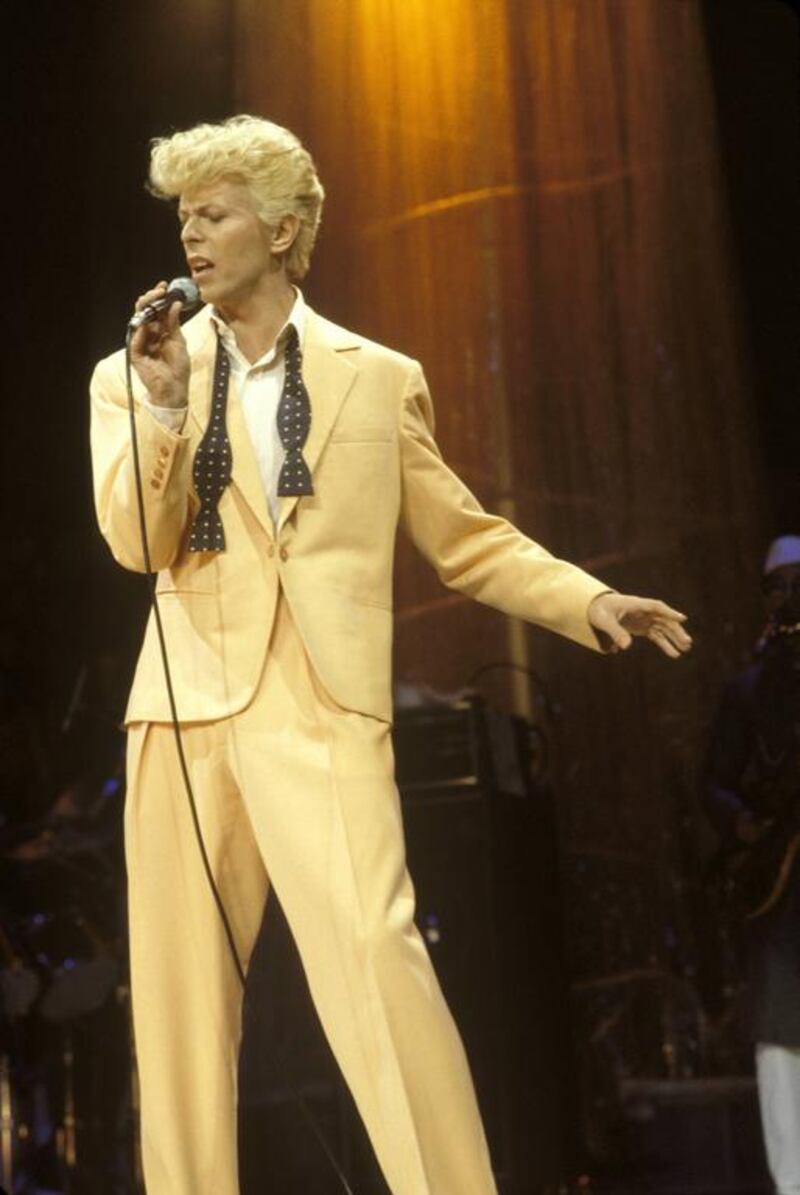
196;281;218;305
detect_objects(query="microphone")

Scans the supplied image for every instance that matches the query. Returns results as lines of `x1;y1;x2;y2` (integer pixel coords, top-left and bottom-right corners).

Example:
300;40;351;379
129;277;200;329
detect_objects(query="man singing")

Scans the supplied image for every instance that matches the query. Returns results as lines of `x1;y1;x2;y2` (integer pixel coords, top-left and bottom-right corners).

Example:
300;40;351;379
90;115;691;1194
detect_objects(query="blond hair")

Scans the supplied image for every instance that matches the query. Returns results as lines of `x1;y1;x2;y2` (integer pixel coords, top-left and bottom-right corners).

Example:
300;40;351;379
148;115;325;280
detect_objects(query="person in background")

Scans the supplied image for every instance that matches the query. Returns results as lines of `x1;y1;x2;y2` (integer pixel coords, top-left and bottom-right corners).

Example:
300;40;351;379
704;535;800;1195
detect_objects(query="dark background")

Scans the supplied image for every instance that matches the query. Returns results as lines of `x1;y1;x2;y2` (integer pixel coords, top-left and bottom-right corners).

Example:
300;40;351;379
2;1;798;1188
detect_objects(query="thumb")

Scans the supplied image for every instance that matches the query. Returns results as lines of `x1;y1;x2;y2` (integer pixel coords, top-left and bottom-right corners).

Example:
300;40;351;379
598;609;633;651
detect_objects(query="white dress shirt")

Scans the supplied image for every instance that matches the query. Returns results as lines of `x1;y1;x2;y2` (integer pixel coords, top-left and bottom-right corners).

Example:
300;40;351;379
145;289;306;527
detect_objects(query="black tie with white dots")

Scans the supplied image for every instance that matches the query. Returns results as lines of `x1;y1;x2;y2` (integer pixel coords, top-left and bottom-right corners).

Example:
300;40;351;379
188;335;232;552
276;324;314;499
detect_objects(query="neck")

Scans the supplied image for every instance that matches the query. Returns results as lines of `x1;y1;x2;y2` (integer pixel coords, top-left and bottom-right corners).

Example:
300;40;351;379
216;273;295;363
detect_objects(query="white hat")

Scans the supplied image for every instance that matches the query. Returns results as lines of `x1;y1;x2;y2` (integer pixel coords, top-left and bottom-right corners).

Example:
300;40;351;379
764;535;800;575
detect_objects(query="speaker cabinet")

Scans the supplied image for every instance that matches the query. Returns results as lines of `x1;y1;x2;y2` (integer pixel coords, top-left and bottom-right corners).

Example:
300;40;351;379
618;1077;770;1194
397;711;576;1192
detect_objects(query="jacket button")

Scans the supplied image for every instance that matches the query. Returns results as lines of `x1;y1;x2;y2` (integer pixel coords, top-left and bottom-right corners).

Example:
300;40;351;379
267;545;275;558
279;547;289;562
158;445;170;458
154;468;164;481
150;480;161;490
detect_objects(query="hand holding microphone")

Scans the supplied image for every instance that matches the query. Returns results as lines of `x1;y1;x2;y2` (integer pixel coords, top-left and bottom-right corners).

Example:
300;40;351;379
129;278;199;409
129;276;199;328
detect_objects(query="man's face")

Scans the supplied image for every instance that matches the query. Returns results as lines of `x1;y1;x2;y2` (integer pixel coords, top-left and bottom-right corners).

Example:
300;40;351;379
763;563;800;626
178;178;275;309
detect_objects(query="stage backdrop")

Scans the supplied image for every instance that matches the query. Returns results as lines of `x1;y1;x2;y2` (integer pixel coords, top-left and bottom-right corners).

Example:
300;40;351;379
231;0;769;1147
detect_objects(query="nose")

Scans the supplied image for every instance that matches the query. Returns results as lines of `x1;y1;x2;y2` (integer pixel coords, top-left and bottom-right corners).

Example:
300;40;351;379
180;217;201;247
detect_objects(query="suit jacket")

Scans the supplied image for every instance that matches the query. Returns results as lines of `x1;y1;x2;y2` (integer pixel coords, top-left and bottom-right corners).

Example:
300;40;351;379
90;304;610;724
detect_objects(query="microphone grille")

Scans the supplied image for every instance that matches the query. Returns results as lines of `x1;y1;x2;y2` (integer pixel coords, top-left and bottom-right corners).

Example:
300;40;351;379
167;277;200;307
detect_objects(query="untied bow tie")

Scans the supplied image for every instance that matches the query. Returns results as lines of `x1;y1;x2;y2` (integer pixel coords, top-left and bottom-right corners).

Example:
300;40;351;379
189;324;314;553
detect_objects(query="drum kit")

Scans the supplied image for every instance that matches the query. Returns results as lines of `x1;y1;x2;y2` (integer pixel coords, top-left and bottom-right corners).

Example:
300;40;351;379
0;764;142;1194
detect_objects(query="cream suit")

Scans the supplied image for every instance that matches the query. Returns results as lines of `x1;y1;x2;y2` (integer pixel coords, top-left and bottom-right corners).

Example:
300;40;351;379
90;303;610;1195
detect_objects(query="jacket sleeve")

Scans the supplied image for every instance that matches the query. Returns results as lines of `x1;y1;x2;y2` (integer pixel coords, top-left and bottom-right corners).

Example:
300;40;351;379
89;353;194;573
398;362;611;652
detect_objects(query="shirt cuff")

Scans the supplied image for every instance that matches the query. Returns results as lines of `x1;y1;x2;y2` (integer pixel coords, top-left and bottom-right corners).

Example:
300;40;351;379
144;400;187;433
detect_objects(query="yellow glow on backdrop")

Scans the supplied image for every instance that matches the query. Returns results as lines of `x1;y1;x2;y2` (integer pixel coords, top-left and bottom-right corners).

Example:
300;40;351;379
234;0;763;765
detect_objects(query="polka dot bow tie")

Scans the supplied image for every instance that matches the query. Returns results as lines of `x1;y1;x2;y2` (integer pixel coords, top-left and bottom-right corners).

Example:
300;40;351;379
189;325;313;553
276;324;314;500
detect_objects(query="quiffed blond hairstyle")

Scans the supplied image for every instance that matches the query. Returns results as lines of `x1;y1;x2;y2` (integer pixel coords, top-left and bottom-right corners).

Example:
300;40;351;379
148;115;325;280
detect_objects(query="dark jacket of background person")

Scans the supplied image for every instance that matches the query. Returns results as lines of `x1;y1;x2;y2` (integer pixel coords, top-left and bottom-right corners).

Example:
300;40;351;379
704;633;800;1046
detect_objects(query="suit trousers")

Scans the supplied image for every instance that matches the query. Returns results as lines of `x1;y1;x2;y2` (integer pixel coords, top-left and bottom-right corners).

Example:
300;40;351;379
125;592;497;1195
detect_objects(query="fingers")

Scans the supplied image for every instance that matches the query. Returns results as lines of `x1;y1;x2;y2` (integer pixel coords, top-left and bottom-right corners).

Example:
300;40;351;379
617;596;693;648
647;608;693;653
131;318;167;360
648;626;682;659
600;593;693;660
134;280;168;314
646;614;693;658
651;599;689;624
130;284;186;364
130;283;168;359
624;596;689;624
662;621;693;652
165;298;183;335
129;320;157;359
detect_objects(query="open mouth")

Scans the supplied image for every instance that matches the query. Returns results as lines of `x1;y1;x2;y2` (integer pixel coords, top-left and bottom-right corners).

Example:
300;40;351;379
190;258;214;278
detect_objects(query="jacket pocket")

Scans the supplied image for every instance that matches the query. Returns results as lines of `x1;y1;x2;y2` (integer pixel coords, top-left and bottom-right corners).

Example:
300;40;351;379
153;582;217;597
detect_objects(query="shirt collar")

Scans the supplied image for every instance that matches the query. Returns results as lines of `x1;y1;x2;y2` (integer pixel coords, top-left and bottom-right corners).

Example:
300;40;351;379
210;287;306;370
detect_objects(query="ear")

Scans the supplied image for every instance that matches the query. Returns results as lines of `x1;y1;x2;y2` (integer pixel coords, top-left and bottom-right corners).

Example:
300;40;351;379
270;213;301;256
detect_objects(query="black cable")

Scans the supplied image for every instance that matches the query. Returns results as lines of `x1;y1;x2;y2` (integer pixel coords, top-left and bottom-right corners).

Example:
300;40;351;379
124;329;356;1195
464;660;553;781
124;332;245;986
465;659;559;720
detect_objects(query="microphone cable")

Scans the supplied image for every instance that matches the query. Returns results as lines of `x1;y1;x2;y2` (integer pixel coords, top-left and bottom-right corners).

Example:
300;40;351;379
123;326;357;1195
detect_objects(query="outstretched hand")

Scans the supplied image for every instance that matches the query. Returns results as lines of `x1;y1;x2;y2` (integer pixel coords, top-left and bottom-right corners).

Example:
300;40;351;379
588;592;692;659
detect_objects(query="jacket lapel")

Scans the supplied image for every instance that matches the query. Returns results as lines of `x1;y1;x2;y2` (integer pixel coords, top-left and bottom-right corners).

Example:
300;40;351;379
185;309;216;439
